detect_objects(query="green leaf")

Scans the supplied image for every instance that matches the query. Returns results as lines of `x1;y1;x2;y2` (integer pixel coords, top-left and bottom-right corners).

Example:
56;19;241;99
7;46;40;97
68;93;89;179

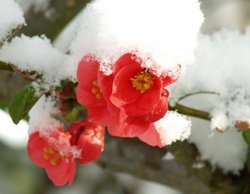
9;85;40;124
243;131;250;145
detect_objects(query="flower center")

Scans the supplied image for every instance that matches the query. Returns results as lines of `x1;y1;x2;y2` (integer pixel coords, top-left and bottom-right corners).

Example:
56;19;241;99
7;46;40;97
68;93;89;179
43;147;62;166
91;80;103;99
130;70;154;93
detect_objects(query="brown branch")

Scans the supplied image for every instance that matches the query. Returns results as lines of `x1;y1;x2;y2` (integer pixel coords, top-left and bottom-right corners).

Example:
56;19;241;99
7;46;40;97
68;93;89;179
98;135;245;194
98;135;211;194
170;103;211;121
178;91;219;102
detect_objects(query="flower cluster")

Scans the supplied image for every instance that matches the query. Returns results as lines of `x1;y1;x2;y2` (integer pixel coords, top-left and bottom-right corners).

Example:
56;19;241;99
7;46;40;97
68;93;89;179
27;119;104;186
77;53;180;147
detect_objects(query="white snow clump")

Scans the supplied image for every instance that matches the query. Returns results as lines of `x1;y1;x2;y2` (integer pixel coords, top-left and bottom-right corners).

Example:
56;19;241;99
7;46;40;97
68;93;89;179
0;0;25;42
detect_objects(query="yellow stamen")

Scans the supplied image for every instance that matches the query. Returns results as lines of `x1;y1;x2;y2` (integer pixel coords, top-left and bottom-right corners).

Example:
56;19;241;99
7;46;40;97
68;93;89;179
50;153;61;166
92;80;98;86
43;147;55;154
96;93;103;99
91;87;98;94
91;80;103;99
130;71;154;93
43;147;62;166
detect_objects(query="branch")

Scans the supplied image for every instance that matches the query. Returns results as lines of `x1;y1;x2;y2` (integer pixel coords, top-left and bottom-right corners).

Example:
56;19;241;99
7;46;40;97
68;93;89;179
98;135;245;194
178;91;219;102
98;135;211;194
170;103;211;121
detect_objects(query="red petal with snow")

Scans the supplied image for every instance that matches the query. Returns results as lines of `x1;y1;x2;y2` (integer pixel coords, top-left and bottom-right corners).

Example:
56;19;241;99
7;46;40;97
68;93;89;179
162;64;181;86
113;53;137;74
27;130;77;186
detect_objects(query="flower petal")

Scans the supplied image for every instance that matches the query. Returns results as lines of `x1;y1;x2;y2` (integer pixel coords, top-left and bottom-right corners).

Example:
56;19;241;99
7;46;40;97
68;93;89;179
148;96;168;122
76;55;105;106
46;160;76;186
122;76;162;116
138;124;164;148
113;53;137;74
110;64;141;107
107;115;149;137
77;124;105;164
27;132;52;168
88;104;119;126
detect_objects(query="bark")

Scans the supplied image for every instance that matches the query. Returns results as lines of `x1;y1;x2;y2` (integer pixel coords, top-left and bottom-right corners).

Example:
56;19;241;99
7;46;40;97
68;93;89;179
98;135;246;194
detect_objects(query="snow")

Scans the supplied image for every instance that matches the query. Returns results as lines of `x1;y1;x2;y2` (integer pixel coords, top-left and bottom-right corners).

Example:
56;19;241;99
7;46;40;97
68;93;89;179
0;110;28;148
163;152;175;161
28;95;61;133
155;111;191;145
15;0;50;13
171;27;250;102
53;12;82;53
189;117;247;174
167;28;250;173
68;0;204;76
0;35;73;87
211;110;229;132
0;0;25;42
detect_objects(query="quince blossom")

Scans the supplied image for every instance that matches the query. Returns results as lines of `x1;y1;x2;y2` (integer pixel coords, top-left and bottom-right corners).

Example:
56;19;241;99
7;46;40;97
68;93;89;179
76;53;180;147
27;119;104;186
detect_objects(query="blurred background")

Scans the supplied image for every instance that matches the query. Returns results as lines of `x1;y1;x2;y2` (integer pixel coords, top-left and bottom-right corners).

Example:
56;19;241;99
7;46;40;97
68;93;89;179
1;0;250;194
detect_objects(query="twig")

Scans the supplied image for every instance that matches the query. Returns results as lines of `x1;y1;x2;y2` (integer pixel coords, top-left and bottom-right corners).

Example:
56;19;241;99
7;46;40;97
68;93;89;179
178;91;219;102
169;102;211;120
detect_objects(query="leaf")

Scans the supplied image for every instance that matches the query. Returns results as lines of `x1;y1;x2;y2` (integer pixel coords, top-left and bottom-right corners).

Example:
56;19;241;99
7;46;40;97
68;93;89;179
9;85;40;124
242;131;250;145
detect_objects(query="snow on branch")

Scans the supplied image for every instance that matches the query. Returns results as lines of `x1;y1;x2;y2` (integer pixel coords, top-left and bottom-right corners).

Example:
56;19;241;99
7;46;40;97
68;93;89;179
0;0;25;42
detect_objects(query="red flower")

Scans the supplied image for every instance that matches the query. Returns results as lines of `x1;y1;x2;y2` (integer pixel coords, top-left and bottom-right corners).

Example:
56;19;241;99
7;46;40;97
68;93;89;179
76;55;119;126
27;129;76;186
76;52;180;146
110;53;178;121
67;119;105;164
27;119;105;186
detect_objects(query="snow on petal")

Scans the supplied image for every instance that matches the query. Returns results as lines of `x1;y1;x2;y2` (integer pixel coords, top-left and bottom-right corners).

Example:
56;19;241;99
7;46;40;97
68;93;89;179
68;0;204;78
28;95;82;160
154;111;191;145
0;0;25;42
0;35;72;87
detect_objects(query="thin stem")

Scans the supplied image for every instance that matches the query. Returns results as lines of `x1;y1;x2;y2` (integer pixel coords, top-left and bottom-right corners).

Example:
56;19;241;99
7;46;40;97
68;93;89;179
178;91;219;102
169;102;211;121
